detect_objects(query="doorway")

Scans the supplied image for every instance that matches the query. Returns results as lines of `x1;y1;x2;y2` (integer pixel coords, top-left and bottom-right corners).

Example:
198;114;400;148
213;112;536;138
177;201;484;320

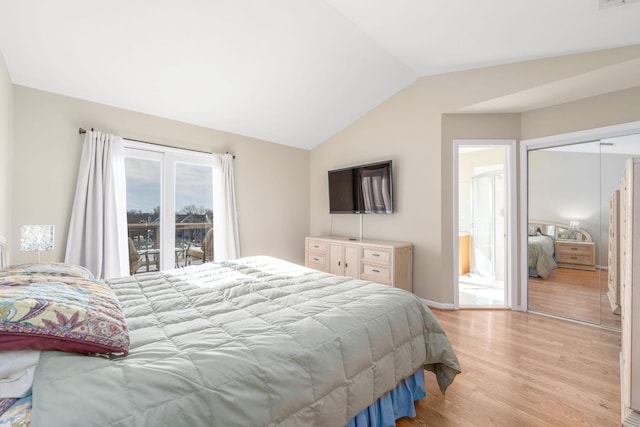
454;140;516;308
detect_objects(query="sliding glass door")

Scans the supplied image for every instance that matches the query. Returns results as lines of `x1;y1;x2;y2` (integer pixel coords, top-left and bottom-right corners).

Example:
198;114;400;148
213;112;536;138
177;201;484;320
124;154;162;273
174;162;213;267
124;143;213;273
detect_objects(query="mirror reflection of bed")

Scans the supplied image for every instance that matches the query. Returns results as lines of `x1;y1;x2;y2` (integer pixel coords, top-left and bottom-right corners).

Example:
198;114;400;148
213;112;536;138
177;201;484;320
527;220;618;326
526;138;640;330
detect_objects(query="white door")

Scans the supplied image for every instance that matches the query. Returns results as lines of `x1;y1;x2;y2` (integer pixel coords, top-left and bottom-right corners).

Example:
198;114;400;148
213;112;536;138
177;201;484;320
471;171;505;281
471;172;495;279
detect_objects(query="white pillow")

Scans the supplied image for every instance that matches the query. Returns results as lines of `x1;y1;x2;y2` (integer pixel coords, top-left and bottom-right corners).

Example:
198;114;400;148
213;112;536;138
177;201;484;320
0;350;41;398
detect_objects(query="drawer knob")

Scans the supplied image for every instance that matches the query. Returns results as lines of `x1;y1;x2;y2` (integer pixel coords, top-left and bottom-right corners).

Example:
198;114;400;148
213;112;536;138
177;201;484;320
372;269;380;273
372;253;380;257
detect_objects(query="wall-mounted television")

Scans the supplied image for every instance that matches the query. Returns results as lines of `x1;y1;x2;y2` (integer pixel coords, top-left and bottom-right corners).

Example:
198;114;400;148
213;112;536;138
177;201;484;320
328;160;393;214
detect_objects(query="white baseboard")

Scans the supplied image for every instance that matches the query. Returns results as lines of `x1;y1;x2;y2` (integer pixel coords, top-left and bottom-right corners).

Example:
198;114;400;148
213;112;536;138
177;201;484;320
420;298;455;310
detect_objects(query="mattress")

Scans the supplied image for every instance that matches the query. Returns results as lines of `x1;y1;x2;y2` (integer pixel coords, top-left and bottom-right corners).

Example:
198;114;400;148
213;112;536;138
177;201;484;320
27;256;460;426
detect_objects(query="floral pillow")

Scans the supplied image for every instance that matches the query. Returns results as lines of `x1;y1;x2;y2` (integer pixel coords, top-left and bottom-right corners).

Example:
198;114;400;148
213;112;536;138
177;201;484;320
0;262;94;280
0;273;129;355
0;394;31;425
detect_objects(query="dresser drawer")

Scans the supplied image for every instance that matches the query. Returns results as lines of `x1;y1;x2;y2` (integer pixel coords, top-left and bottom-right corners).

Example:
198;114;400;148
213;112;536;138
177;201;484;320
305;238;329;271
306;252;327;271
554;241;595;268
362;247;391;265
306;239;328;253
361;263;391;284
556;253;593;265
555;243;593;257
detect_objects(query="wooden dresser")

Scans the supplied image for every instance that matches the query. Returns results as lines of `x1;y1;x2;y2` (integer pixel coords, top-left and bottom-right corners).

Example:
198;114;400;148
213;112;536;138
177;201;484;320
608;189;621;314
305;236;413;292
620;157;640;425
554;240;596;270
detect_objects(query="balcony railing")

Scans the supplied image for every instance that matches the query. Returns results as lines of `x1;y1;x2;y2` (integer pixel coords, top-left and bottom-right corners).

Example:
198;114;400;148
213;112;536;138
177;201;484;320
127;222;213;274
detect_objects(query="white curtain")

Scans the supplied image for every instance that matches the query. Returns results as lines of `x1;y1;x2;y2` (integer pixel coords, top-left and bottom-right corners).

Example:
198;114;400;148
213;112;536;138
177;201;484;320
65;131;129;279
212;153;240;261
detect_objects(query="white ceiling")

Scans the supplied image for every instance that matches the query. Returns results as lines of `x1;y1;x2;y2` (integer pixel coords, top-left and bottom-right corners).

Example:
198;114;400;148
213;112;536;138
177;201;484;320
1;0;640;150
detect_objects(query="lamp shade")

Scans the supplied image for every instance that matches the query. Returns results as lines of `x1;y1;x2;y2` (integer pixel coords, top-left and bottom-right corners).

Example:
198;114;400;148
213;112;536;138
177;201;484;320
20;225;55;252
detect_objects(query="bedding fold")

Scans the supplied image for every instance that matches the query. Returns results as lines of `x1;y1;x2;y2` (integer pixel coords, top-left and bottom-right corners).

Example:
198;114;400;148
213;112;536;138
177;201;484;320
528;235;557;279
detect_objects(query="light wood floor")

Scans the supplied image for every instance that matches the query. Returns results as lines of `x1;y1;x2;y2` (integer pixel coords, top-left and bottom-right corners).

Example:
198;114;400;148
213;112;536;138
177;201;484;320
528;267;621;329
397;309;621;427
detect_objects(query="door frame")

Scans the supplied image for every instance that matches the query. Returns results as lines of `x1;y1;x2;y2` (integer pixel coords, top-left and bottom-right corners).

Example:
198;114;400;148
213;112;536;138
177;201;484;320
519;120;640;311
453;139;517;309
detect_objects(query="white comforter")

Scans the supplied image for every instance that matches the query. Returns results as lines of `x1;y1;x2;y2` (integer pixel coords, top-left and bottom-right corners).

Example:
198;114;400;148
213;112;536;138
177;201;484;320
32;256;460;427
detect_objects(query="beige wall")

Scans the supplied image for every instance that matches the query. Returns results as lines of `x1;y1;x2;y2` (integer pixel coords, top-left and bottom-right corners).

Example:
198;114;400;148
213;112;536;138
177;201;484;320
11;86;310;265
0;50;11;247
521;85;640;140
311;46;640;304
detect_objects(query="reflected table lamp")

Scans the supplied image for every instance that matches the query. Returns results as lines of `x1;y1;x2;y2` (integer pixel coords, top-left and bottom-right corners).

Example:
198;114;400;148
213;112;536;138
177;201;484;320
20;225;55;262
569;220;580;239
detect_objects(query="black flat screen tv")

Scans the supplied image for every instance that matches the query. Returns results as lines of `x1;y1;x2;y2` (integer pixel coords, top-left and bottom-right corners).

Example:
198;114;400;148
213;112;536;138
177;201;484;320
328;160;393;214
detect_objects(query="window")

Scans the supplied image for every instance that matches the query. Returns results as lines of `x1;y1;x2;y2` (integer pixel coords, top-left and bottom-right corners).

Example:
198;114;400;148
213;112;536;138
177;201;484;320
124;142;213;273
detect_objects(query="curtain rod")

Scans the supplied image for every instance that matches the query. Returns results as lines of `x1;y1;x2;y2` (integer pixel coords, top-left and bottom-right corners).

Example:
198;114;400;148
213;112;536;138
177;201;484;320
78;127;235;158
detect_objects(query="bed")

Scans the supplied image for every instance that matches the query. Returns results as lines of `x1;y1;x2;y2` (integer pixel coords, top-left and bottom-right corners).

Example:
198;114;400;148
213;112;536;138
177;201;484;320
0;253;460;427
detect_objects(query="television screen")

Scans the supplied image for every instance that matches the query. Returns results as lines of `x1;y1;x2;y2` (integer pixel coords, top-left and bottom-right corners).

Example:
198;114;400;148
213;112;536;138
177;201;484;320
328;161;393;214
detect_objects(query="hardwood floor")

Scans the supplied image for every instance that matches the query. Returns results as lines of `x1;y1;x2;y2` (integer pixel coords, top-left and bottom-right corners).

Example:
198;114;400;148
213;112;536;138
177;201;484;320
528;267;621;329
397;309;621;427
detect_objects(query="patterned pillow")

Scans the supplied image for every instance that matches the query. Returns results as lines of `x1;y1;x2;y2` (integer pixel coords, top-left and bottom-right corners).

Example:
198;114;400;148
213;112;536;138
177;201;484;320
0;274;129;355
0;395;31;424
0;262;94;280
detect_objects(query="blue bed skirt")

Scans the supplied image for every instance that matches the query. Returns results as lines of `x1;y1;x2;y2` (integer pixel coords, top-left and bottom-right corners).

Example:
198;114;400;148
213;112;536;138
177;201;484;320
346;369;426;427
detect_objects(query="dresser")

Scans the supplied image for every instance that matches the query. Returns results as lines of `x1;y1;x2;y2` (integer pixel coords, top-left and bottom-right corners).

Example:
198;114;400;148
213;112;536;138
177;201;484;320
620;157;640;425
608;189;621;314
305;236;413;292
554;240;596;270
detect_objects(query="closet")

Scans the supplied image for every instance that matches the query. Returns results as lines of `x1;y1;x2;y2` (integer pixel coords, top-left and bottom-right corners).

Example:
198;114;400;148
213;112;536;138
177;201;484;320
523;124;640;424
527;134;640;329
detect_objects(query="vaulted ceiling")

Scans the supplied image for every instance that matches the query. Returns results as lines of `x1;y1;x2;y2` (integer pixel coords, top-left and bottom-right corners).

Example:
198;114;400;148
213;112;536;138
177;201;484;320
1;1;640;149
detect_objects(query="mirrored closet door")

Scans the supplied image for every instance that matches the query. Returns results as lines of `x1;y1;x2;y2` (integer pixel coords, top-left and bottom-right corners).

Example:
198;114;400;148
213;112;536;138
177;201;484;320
527;134;640;329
